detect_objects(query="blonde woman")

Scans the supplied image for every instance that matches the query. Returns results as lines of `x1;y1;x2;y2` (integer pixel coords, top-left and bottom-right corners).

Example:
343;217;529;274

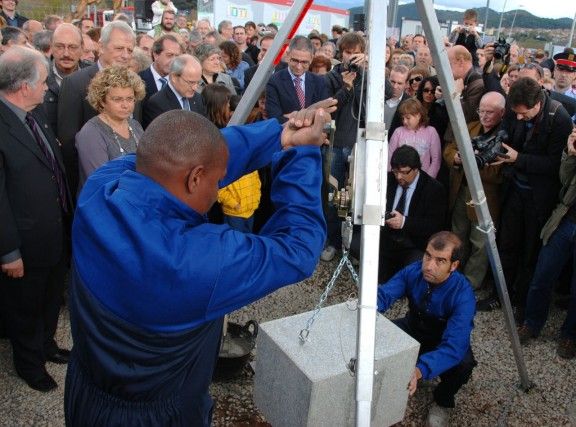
75;66;145;191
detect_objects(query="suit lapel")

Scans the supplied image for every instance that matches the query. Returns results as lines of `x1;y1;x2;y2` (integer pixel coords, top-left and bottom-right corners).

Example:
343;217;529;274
31;110;67;172
281;71;298;109
410;172;425;211
304;72;312;107
0;103;52;170
165;86;182;109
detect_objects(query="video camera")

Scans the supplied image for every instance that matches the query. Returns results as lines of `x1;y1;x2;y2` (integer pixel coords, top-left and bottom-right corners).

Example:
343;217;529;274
493;37;511;61
471;129;509;168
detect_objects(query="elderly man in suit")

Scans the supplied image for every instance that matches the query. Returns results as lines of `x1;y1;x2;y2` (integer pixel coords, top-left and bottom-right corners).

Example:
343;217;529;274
43;23;89;134
266;35;328;123
379;145;447;282
143;54;205;128
0;47;72;392
138;34;183;106
57;21;136;197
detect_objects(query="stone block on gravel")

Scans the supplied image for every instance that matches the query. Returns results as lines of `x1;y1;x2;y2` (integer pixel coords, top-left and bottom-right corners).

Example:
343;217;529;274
254;302;420;426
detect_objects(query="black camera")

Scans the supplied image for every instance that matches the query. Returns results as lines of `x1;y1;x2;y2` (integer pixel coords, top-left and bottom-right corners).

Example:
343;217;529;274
471;129;509;168
343;61;359;73
493;37;511;61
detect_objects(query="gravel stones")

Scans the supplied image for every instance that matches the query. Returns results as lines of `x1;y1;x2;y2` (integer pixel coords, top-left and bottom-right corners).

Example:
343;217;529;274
0;259;575;426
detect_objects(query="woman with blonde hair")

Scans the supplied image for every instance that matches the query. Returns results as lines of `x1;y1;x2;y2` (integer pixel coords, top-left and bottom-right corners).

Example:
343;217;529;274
75;66;145;190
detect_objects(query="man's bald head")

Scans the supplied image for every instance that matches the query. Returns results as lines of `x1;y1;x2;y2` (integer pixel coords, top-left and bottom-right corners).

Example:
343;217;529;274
137;110;226;174
52;23;83;74
478;91;506;131
53;22;82;44
480;91;505;110
137;111;228;213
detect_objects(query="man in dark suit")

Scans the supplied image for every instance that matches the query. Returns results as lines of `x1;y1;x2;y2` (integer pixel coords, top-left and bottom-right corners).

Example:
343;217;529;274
380;145;447;282
43;23;89;134
0;47;72;392
266;35;328;123
243;34;287;90
143;54;205;129
138;34;182;105
57;21;136;197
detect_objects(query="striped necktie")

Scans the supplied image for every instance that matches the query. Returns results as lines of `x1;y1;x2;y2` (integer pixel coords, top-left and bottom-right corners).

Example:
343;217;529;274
25;113;68;213
293;76;305;109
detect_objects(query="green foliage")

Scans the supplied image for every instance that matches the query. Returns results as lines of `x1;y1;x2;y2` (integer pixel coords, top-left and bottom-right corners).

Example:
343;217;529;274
349;4;574;30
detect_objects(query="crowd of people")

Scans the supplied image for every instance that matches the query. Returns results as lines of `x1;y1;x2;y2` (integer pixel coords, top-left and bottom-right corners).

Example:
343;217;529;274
0;1;576;426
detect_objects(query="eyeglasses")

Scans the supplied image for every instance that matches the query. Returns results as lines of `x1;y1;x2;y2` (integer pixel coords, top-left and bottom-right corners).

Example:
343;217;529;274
108;96;136;103
178;75;200;87
53;43;81;52
476;109;498;116
422;88;435;93
409;76;422;84
391;167;413;176
289;57;311;67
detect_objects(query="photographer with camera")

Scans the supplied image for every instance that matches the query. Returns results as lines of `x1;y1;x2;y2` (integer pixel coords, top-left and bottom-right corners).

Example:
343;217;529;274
477;78;573;316
448;9;482;68
444;92;506;290
516;128;576;359
322;32;367;261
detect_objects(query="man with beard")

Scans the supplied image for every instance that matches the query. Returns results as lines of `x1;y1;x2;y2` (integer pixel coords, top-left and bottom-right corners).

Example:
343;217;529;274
148;9;178;38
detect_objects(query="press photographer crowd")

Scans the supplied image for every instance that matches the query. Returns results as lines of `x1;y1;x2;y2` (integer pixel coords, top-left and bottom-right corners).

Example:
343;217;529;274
0;1;576;425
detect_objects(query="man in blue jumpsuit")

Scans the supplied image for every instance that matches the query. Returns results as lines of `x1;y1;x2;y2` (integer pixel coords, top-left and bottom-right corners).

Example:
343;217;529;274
377;231;476;427
65;108;329;426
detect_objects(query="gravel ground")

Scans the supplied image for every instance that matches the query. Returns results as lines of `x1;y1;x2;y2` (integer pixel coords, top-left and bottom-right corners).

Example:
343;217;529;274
1;257;575;426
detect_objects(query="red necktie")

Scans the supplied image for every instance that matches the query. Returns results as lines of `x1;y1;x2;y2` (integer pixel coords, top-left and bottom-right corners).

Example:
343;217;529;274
293;76;305;109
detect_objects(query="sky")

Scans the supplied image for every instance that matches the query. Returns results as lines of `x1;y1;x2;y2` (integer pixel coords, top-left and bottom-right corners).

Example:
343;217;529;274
432;0;575;20
315;0;576;20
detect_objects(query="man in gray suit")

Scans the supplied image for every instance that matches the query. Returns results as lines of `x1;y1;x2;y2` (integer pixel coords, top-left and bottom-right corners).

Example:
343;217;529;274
57;21;136;196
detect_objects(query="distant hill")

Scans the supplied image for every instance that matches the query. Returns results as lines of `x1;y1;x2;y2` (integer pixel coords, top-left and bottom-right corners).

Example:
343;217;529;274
349;4;573;30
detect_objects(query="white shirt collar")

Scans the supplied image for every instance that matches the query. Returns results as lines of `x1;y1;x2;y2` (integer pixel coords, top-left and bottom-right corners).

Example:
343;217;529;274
167;77;187;108
287;67;306;85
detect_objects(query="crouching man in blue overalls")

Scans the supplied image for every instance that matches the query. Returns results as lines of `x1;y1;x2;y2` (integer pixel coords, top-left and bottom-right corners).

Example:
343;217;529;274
378;231;477;427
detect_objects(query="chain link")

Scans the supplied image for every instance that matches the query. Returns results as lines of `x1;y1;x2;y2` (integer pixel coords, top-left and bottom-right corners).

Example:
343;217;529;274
299;250;359;343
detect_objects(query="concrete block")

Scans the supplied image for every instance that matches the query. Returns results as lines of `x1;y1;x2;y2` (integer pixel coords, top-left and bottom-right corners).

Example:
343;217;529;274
254;302;420;427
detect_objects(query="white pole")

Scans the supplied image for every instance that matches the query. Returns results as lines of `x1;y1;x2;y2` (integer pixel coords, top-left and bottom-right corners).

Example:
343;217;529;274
355;0;387;424
496;0;508;39
568;10;576;48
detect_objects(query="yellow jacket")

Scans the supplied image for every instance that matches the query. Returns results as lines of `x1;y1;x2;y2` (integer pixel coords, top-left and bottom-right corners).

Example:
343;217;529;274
218;171;261;218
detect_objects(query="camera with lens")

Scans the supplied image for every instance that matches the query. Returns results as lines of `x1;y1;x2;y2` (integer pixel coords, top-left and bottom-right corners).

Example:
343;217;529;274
343;61;359;73
471;129;509;168
493;37;511;61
